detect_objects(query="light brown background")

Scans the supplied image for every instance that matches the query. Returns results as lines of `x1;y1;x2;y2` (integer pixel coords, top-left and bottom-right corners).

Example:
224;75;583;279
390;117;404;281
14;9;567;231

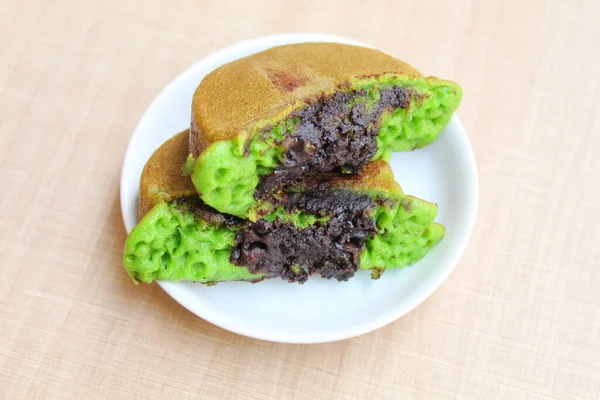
1;0;599;398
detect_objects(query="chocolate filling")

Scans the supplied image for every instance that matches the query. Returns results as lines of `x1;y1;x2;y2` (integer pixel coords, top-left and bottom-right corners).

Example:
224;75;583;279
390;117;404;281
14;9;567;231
256;86;414;196
230;188;377;283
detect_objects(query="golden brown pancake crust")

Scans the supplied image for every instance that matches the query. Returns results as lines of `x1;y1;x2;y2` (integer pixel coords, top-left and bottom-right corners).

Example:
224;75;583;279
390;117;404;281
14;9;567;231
190;42;423;155
139;130;195;219
328;158;401;194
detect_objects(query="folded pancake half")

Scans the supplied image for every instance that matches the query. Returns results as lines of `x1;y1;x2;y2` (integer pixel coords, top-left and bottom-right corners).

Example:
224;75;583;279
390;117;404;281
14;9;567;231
186;42;461;218
124;130;445;284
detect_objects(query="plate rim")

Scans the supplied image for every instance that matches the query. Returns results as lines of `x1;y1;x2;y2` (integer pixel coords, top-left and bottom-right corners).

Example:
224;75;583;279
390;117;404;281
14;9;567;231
120;32;479;343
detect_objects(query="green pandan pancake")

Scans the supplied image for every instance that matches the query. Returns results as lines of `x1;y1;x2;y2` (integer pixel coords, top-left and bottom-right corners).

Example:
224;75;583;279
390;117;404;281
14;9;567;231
124;131;444;284
187;43;461;219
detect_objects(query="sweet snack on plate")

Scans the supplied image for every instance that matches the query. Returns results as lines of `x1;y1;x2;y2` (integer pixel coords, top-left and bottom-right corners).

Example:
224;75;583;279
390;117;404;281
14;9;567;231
186;42;462;219
124;131;444;284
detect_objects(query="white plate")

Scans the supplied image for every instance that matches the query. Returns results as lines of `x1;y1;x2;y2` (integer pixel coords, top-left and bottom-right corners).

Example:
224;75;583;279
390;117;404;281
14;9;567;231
120;33;478;343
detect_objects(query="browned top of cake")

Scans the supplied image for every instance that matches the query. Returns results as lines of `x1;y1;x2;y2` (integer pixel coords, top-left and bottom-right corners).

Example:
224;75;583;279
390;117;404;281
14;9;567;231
327;158;401;195
191;42;422;149
139;130;196;219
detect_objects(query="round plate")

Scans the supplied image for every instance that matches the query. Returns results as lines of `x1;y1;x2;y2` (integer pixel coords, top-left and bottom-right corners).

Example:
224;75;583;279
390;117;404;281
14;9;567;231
120;33;478;343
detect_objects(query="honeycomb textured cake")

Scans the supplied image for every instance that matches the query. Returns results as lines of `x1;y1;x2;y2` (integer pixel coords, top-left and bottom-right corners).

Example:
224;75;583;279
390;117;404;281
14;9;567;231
186;42;462;219
124;131;445;284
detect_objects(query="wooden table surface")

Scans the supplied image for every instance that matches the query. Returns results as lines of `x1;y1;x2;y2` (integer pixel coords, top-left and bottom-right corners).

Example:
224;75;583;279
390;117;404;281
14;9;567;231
1;0;599;398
